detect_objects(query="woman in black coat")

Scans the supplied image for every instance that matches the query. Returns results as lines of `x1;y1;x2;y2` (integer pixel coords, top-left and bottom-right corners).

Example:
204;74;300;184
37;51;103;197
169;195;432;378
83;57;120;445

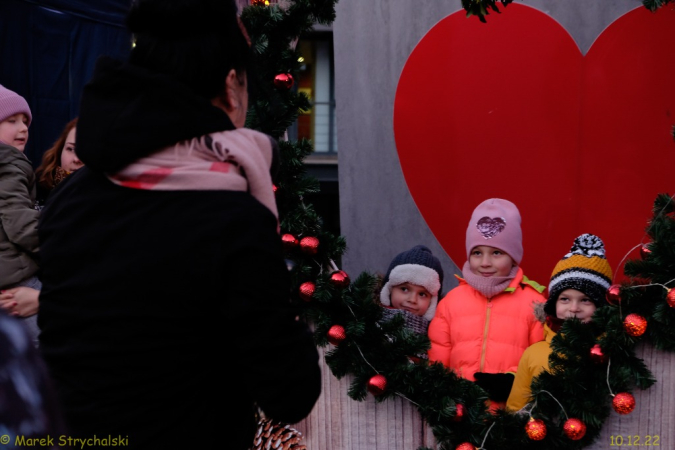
37;1;321;448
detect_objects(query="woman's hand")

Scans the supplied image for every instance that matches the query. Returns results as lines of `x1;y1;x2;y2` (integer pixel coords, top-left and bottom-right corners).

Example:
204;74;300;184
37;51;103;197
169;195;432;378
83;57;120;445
0;287;40;317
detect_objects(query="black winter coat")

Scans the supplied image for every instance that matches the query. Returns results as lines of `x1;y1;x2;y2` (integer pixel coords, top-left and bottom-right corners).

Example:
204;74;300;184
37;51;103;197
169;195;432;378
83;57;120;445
37;57;321;449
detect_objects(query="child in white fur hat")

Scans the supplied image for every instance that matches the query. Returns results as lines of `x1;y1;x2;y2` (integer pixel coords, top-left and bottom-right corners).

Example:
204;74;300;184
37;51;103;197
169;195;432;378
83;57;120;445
379;245;444;336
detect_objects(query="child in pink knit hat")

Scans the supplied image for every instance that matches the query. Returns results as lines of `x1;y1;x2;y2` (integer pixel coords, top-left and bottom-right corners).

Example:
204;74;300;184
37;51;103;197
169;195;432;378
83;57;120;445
0;84;41;347
428;198;546;407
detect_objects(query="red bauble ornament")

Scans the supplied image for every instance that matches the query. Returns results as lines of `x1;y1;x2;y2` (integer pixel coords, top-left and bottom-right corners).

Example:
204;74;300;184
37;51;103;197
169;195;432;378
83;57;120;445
452;403;466;422
455;443;475;450
640;243;652;259
367;374;387;396
272;184;278;193
623;313;647;337
525;418;547;441
330;270;350;289
273;73;294;90
281;233;298;251
666;289;675;308
563;418;587;440
299;281;315;302
590;344;608;364
612;392;636;415
327;324;346;346
299;236;319;255
606;284;622;306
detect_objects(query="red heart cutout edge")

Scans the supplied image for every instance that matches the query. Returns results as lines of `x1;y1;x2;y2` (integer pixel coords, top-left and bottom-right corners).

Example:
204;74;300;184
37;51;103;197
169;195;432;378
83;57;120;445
394;4;675;286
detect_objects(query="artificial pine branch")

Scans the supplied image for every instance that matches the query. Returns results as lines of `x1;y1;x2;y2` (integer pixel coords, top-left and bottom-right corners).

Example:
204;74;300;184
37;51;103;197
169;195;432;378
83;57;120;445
643;0;674;12
463;0;671;22
624;193;675;352
461;0;513;23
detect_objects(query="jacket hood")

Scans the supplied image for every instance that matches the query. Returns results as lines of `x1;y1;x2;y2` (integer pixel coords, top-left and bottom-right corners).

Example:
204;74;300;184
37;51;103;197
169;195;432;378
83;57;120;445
0;142;31;165
76;57;235;173
543;323;556;343
533;301;547;324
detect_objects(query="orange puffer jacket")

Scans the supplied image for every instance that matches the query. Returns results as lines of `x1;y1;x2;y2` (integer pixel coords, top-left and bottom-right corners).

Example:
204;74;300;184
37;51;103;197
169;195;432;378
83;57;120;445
428;268;545;381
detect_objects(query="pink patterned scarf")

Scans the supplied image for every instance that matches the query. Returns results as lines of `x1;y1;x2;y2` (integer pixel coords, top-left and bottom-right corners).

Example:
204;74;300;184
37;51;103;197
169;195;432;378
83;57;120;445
108;128;278;223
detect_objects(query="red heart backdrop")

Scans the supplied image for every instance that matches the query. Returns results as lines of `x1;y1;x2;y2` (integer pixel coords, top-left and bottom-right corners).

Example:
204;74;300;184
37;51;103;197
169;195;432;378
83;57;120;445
393;4;675;287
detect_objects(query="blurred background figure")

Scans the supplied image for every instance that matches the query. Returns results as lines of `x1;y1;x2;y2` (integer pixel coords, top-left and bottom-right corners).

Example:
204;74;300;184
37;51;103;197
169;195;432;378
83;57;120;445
0;310;66;442
35;117;81;208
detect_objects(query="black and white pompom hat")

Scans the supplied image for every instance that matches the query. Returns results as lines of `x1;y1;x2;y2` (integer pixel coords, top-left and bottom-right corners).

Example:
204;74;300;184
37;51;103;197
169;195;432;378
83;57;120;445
543;233;613;316
379;245;444;321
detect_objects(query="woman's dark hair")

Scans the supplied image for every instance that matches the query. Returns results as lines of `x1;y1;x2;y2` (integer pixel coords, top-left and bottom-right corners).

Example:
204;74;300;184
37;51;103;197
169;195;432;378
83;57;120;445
126;0;250;99
35;117;78;190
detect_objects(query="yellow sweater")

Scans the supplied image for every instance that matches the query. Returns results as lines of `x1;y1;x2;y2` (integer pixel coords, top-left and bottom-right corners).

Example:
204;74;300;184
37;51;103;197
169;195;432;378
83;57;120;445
505;323;555;411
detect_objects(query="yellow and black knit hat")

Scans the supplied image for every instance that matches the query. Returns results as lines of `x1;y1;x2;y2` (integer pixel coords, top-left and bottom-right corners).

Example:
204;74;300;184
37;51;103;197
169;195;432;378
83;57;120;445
544;233;613;316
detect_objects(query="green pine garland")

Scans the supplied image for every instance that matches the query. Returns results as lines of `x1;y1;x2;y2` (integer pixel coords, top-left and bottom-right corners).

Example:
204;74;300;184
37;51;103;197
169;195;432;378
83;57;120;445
643;0;675;12
462;0;513;23
242;0;675;448
464;0;672;22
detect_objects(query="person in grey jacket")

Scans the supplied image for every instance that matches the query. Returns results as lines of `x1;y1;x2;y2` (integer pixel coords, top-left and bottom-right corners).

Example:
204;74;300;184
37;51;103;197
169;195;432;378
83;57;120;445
0;84;40;345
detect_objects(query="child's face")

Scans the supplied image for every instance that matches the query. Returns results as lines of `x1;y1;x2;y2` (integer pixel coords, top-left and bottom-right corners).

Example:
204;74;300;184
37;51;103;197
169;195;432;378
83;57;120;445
556;288;597;323
59;127;83;172
468;245;514;277
390;282;432;317
0;113;29;151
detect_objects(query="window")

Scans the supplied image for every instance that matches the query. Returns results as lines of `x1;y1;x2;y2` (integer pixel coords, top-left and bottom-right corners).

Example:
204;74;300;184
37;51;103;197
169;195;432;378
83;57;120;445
293;32;337;154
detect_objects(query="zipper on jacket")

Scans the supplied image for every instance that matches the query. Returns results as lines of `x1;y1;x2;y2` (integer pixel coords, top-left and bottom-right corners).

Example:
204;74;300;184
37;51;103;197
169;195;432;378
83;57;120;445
479;299;493;372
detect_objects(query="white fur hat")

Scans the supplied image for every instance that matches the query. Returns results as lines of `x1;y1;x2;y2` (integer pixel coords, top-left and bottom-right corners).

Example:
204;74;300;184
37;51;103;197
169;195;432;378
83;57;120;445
379;245;443;321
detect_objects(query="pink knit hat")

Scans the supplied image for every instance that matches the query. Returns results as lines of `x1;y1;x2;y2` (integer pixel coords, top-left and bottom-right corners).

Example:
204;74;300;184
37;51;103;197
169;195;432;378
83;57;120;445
465;198;523;264
0;85;32;126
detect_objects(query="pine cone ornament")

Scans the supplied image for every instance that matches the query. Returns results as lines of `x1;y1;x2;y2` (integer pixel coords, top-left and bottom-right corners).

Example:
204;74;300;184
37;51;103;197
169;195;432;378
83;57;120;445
252;419;306;450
